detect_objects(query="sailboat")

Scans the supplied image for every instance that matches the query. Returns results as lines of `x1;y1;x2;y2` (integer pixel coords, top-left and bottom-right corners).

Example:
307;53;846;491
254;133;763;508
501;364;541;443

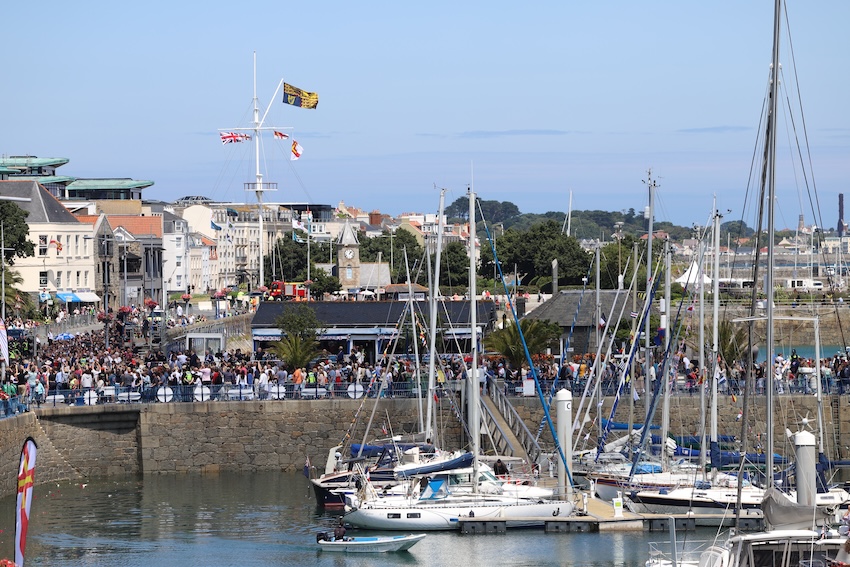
343;187;572;531
647;1;849;564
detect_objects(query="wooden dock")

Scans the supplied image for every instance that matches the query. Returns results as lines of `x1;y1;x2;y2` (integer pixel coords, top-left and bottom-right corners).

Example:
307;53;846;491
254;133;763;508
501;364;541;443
456;496;764;534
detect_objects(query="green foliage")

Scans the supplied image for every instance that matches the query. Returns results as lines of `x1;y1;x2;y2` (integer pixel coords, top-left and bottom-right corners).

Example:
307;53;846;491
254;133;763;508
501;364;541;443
275;303;325;340
483;318;562;369
717;319;749;368
440;241;470;288
480;220;591;289
264;234;309;286
446;197;521;224
359;228;425;284
0;203;34;264
308;268;341;299
269;334;321;372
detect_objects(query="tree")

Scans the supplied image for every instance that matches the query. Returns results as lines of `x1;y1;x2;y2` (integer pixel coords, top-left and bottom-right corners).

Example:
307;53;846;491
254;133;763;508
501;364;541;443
439;241;470;289
270;303;325;370
446;197;521;224
0;202;34;264
479;220;591;289
308;268;341;299
270;335;321;372
275;303;324;340
359;228;425;284
483;318;562;370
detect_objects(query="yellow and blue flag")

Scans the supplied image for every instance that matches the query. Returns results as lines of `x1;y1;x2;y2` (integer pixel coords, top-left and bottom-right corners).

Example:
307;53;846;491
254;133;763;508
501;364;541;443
283;83;318;109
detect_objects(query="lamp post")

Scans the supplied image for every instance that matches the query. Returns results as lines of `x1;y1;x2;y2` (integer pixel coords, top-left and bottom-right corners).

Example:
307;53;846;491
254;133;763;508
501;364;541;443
614;222;625;290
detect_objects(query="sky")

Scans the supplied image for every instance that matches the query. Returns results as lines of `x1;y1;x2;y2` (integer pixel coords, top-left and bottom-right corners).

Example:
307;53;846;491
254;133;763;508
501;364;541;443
3;1;850;231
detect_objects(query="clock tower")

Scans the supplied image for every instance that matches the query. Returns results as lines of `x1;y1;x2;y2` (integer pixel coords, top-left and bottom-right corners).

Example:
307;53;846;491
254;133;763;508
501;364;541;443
337;218;360;290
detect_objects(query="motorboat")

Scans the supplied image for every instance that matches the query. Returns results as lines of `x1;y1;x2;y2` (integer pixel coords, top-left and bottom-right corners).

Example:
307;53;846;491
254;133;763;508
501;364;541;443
316;532;426;553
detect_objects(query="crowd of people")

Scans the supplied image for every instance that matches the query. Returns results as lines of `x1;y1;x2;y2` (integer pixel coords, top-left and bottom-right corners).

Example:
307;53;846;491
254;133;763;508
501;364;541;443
4;315;850;418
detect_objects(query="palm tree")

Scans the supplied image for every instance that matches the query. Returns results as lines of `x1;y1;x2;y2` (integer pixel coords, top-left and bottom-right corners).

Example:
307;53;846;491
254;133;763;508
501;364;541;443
483;318;561;369
717;319;748;369
269;334;321;372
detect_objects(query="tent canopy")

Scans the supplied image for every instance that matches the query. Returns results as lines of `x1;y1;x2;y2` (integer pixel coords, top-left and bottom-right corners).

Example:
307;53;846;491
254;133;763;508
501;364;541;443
675;263;712;286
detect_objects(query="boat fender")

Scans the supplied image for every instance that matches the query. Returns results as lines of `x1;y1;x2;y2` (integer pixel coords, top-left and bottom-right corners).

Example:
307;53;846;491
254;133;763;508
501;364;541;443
552;507;560;517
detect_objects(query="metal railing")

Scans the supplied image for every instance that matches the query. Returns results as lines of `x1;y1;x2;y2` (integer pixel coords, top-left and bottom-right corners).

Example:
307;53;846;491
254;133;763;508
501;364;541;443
479;397;516;457
487;377;543;465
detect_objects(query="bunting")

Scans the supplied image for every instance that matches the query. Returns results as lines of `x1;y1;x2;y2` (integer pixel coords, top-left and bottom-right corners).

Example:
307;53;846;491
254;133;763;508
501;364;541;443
274;130;289;140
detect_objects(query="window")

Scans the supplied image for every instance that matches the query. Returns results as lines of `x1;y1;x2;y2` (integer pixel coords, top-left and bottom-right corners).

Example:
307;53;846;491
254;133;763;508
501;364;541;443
39;271;47;286
84;271;88;286
39;235;47;256
76;271;80;287
75;235;80;256
176;275;182;286
56;272;62;288
176;257;182;268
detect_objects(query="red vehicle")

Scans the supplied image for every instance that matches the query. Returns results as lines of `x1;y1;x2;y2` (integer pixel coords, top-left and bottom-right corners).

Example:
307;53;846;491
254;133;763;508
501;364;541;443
269;281;308;300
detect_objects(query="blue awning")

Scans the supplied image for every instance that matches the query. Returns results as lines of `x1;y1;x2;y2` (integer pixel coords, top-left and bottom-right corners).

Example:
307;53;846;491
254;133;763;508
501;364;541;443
55;292;81;302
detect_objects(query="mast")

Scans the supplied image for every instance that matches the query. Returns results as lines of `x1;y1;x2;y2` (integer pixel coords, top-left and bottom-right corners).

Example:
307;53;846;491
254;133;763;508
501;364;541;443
220;53;293;290
660;238;671;472
425;188;447;442
404;249;425;433
595;245;602;441
698;224;707;478
468;186;480;488
765;0;781;489
644;172;656;421
710;205;721;478
251;53;268;288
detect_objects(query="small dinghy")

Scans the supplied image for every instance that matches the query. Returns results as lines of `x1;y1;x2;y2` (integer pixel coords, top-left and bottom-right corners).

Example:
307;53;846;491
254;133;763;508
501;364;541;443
316;532;426;553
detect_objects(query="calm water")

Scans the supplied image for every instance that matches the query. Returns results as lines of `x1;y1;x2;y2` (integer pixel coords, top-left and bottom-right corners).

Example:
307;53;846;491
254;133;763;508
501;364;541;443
0;471;713;566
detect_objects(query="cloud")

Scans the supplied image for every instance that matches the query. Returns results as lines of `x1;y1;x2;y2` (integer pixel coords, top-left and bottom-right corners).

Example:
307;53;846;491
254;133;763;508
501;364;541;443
455;129;574;139
677;126;751;134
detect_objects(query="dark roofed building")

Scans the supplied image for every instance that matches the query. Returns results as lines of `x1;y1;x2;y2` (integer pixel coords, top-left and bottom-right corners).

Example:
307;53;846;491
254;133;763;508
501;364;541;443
524;290;630;357
252;300;496;363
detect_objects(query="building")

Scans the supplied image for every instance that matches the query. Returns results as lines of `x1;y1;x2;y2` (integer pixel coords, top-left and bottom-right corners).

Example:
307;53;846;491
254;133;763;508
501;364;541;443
0;180;101;313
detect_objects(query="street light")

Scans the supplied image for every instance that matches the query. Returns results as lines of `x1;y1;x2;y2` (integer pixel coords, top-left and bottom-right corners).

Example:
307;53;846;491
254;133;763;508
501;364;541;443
614;222;625;290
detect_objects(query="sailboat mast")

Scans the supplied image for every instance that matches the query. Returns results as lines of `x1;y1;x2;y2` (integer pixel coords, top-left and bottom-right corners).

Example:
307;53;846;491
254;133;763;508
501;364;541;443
425;188;447;442
468;187;480;488
645;172;656;421
404;249;425;433
660;239;671;472
765;0;782;489
710;206;721;477
698;225;708;478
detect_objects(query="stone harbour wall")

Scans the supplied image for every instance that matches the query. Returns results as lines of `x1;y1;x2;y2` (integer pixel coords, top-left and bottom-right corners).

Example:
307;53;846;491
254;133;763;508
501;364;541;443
0;394;846;499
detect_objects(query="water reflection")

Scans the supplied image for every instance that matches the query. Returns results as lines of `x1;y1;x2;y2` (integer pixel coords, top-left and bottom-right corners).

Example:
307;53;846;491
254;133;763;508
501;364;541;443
0;472;695;567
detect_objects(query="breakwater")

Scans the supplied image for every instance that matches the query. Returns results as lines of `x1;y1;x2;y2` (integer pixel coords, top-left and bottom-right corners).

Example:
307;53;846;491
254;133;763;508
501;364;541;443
0;394;845;499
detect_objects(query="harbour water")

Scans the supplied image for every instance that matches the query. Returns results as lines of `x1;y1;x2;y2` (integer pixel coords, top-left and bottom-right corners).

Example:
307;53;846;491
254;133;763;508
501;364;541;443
0;471;716;566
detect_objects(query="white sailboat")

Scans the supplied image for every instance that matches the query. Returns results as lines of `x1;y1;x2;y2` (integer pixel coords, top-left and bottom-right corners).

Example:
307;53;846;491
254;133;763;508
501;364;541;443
343;187;572;531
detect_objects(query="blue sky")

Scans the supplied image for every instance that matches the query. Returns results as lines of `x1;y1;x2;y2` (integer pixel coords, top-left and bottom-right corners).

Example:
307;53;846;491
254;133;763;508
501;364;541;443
3;1;850;230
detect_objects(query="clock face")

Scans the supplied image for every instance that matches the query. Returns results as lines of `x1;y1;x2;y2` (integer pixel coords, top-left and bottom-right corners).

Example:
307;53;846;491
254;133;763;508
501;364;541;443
344;249;354;259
